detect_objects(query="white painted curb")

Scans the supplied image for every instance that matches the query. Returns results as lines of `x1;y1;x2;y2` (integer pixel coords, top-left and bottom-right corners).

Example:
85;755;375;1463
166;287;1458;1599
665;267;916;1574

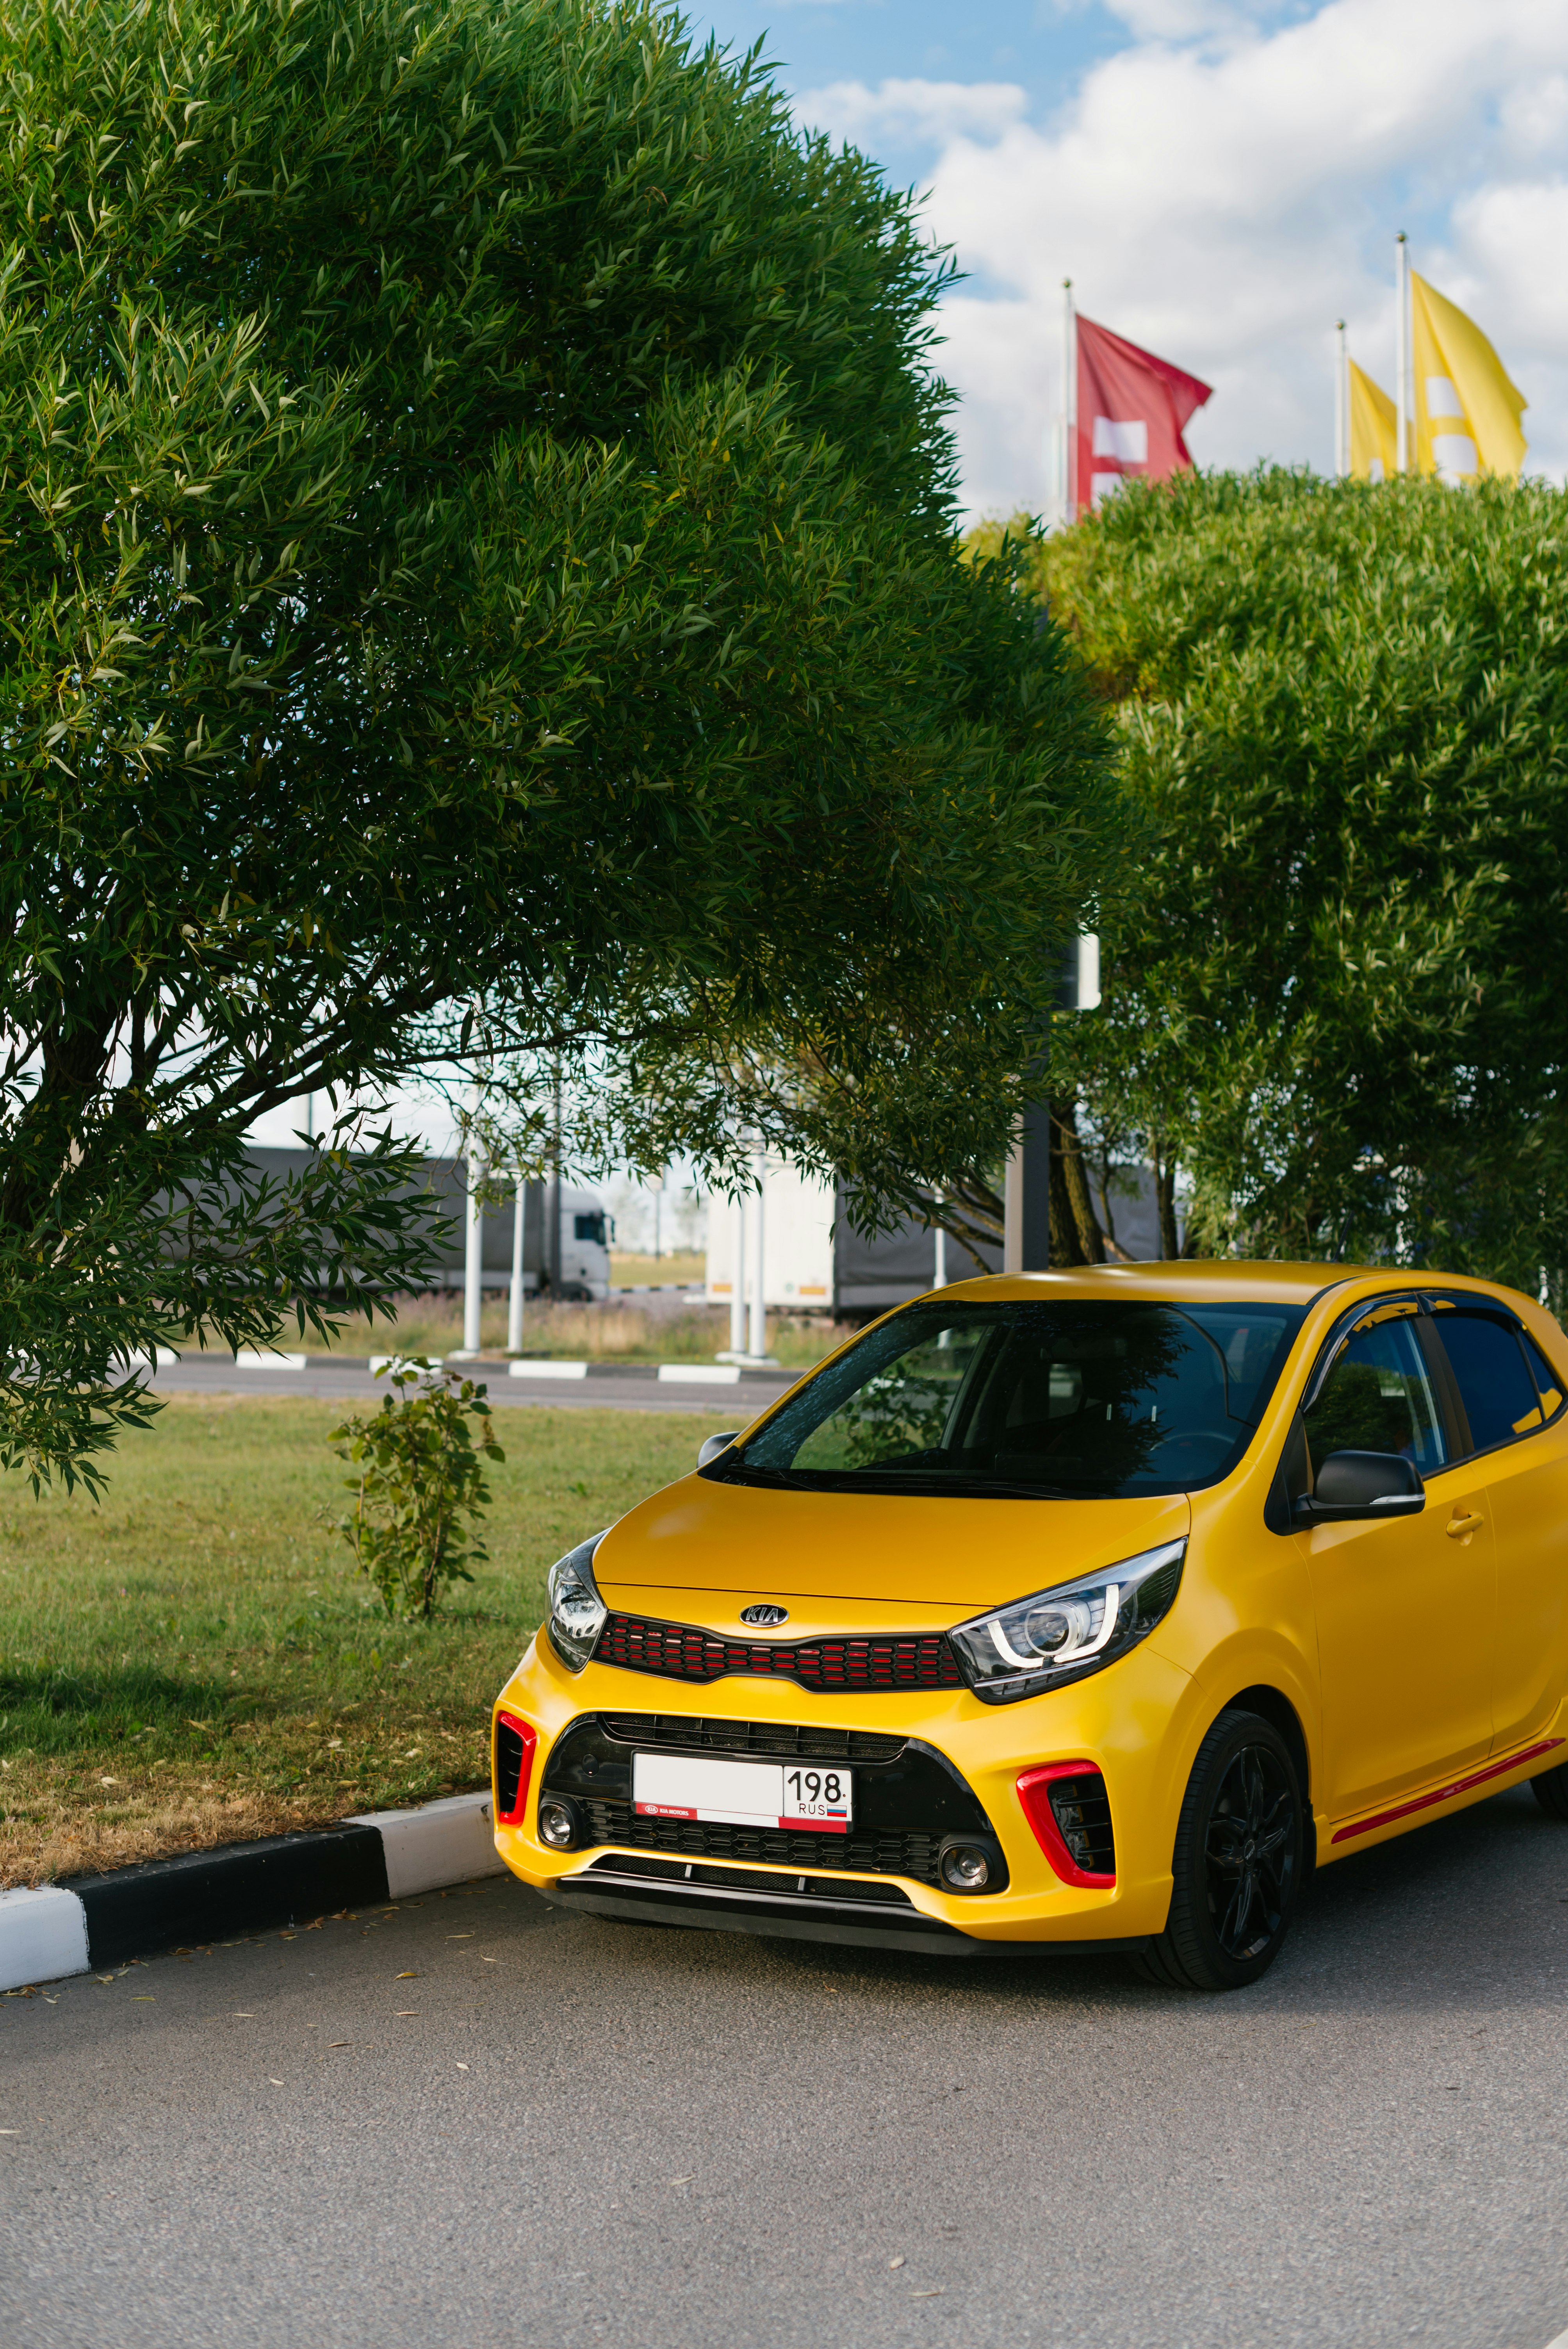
346;1790;504;1899
0;1886;90;1994
658;1363;741;1385
233;1350;307;1370
1;1792;503;1989
508;1359;589;1379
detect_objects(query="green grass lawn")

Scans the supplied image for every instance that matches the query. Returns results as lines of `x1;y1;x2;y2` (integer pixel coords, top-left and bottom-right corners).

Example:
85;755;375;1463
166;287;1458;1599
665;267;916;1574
0;1394;732;1887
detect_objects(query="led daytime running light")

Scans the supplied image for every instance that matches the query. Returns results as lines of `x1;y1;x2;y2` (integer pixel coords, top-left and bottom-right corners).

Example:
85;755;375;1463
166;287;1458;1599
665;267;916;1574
546;1532;609;1672
950;1538;1186;1705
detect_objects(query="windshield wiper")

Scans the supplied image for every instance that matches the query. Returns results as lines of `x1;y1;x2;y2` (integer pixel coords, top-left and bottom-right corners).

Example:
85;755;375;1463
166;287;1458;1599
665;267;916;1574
706;1461;814;1491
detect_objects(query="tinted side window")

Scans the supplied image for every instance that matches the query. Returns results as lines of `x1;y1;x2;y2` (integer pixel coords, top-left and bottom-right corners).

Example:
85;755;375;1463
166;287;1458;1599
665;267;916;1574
1436;1312;1543;1452
1305;1317;1448;1474
1519;1330;1566;1420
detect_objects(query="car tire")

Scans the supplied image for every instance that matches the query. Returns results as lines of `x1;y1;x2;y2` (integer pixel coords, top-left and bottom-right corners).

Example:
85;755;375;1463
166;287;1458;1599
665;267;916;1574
1136;1709;1305;1993
1531;1760;1568;1820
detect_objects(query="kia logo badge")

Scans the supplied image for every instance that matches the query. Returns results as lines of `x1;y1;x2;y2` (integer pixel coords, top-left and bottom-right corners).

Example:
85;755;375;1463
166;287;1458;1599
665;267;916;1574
739;1603;789;1627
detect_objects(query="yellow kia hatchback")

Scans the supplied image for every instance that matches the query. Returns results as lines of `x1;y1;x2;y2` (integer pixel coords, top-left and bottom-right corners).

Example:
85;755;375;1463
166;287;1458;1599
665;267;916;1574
490;1264;1568;1989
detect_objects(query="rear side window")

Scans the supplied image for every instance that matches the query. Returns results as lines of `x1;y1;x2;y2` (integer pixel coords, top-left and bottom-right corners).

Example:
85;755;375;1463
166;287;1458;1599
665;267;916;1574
1435;1312;1544;1452
1519;1330;1566;1420
1304;1317;1448;1473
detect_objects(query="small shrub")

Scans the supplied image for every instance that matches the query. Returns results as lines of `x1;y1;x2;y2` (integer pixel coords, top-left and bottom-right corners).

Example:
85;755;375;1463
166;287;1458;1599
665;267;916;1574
328;1362;504;1621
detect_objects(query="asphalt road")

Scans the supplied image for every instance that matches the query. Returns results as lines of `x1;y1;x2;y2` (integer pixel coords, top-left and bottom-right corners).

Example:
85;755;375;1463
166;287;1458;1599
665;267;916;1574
147;1355;789;1417
7;1786;1568;2349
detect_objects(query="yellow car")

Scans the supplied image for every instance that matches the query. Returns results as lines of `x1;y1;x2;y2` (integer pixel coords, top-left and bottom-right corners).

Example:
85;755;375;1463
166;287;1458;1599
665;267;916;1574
491;1263;1568;1989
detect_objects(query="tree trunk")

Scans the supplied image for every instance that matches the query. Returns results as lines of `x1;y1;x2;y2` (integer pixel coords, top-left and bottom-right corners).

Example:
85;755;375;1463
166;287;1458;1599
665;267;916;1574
1049;1099;1106;1266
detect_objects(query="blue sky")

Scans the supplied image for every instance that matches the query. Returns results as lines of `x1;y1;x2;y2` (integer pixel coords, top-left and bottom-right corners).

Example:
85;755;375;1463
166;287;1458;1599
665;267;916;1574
670;0;1568;516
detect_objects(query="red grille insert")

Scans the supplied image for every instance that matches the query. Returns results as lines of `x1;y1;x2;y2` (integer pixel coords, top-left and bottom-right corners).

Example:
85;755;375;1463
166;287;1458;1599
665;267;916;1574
595;1612;963;1693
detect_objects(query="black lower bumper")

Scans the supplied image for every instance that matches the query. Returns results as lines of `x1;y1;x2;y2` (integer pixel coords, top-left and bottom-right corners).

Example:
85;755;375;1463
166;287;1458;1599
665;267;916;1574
541;1862;1148;1959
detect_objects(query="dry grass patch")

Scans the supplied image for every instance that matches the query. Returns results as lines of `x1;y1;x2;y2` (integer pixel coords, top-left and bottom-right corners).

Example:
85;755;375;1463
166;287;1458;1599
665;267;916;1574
276;1290;848;1368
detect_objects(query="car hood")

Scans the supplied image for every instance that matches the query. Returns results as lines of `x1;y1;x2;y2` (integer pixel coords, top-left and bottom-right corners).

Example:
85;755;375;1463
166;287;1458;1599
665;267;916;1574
592;1473;1192;1631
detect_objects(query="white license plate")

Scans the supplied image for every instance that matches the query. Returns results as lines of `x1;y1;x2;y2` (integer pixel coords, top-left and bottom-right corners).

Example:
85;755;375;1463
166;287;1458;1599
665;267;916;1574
632;1750;853;1833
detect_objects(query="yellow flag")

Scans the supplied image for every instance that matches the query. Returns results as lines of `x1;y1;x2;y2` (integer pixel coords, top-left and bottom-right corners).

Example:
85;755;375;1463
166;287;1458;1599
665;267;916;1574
1348;361;1398;483
1411;271;1527;482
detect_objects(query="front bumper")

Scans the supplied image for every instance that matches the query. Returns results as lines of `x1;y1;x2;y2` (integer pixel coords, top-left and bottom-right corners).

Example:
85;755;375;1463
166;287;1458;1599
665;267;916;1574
492;1628;1199;1944
542;1858;1149;1957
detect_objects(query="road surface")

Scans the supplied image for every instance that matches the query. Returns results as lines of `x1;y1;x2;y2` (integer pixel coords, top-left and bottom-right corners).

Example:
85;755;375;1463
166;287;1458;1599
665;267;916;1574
147;1353;791;1417
6;1780;1568;2347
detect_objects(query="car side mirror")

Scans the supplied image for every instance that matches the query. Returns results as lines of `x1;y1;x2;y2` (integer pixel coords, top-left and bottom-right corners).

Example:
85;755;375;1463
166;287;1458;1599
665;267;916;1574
1296;1449;1424;1523
697;1431;740;1469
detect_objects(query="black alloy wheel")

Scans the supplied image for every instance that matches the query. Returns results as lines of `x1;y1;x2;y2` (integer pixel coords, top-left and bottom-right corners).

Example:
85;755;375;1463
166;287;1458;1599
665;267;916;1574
1137;1708;1304;1992
1531;1758;1568;1820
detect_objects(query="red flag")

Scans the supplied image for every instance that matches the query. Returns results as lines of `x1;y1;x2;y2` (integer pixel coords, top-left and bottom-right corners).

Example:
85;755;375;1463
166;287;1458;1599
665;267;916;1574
1073;316;1212;517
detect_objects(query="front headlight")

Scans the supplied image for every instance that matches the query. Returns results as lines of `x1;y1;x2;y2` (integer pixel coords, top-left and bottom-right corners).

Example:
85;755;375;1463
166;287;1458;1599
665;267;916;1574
546;1534;609;1672
949;1539;1186;1705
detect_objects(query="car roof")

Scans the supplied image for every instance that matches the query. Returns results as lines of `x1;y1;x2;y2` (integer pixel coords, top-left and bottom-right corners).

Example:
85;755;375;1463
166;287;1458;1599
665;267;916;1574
927;1262;1493;1311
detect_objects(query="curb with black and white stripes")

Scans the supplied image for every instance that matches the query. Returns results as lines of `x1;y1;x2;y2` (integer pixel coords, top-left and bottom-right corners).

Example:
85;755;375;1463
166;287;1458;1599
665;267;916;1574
0;1790;502;1992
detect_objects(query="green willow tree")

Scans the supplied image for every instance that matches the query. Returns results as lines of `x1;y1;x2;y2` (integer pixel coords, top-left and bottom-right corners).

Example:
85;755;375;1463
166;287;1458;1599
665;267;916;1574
0;0;1113;1485
999;469;1568;1283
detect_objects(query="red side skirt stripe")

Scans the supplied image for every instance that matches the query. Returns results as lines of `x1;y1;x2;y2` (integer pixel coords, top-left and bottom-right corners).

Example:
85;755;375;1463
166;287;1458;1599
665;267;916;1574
1330;1737;1565;1845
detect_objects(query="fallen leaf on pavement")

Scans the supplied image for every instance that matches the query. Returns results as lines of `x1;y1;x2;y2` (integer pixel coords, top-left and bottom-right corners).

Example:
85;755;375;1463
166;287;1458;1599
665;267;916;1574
395;1971;418;1980
455;2062;469;2071
328;2041;350;2048
889;2258;905;2269
909;2290;944;2300
268;2078;283;2086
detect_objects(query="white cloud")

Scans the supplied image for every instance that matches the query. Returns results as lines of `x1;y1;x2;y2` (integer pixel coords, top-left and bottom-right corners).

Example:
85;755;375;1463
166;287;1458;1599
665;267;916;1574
800;77;1028;148
802;0;1568;516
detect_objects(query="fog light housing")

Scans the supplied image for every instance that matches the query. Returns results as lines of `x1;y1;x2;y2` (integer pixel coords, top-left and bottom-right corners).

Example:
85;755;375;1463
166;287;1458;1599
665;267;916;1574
938;1837;997;1893
537;1795;584;1850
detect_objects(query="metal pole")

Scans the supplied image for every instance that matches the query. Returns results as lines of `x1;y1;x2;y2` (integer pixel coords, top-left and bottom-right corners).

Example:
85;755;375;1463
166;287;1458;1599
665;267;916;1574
1062;278;1076;525
507;1178;525;1353
933;1221;947;1290
1335;319;1347;478
463;1135;485;1354
748;1152;767;1360
1395;233;1409;474
550;1072;562;1297
1003;1137;1025;1274
729;1195;747;1355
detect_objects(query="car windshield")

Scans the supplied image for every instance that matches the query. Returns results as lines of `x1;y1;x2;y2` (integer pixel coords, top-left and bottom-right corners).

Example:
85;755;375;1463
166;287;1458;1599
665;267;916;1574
709;1299;1305;1499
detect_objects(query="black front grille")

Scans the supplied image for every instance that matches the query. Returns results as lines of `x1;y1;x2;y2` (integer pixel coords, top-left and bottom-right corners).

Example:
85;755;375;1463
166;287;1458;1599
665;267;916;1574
588;1853;917;1908
495;1719;527;1815
1048;1770;1115;1877
595;1612;963;1693
600;1713;905;1766
540;1714;1008;1893
578;1797;943;1884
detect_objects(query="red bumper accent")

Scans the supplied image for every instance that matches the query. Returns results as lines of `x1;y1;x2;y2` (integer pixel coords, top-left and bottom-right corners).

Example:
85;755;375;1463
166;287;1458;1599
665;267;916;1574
494;1710;538;1826
1016;1762;1116;1889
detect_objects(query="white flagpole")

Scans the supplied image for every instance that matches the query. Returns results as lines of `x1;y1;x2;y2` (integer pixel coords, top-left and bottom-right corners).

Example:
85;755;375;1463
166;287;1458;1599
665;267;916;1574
1395;232;1410;474
1335;319;1347;478
1061;278;1076;524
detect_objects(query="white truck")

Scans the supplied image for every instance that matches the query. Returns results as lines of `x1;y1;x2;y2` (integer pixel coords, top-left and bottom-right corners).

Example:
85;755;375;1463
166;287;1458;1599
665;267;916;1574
704;1158;1176;1319
240;1150;613;1302
704;1164;998;1320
